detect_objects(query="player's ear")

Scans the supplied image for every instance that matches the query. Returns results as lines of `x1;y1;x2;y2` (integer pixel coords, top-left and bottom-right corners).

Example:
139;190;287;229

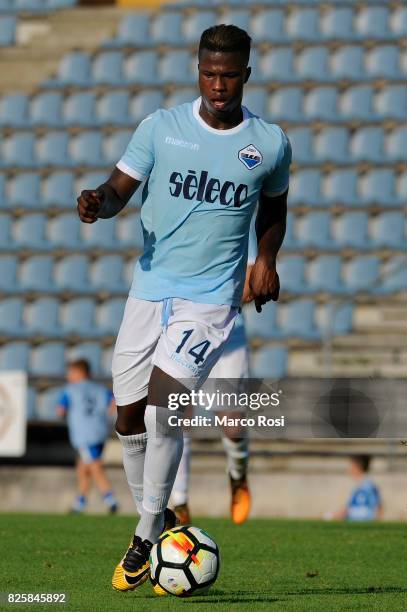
244;66;251;84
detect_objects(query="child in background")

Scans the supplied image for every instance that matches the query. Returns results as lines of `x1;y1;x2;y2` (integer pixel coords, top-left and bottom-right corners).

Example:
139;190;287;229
56;359;119;514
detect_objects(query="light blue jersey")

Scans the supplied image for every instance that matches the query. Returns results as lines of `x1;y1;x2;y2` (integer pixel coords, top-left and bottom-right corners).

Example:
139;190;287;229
346;478;382;521
58;380;113;449
117;97;291;307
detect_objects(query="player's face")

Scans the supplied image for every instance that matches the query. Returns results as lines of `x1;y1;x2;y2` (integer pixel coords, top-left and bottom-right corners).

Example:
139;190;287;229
67;366;85;383
198;49;251;120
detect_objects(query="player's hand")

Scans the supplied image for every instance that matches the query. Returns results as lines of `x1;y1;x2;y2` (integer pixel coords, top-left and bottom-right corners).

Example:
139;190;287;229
77;189;103;224
242;265;255;303
248;257;280;312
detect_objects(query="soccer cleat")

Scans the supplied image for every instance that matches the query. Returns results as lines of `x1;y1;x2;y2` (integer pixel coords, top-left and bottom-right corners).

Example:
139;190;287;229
173;503;191;526
230;474;251;525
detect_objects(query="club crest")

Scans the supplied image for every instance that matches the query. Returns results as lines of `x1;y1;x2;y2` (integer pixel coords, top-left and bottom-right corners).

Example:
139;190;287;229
238;144;263;170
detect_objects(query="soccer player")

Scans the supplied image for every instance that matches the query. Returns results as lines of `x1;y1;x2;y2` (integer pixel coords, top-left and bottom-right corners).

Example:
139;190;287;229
331;455;383;521
56;359;118;514
76;24;291;592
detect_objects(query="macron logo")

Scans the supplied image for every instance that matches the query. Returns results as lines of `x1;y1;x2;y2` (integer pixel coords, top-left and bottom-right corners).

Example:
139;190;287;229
165;136;200;151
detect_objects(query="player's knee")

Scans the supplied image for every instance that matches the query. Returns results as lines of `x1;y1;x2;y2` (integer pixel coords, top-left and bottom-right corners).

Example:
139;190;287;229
115;402;146;436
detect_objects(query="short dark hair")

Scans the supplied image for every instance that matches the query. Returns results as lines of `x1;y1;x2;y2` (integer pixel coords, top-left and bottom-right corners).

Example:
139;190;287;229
351;454;371;473
68;358;91;377
199;24;252;64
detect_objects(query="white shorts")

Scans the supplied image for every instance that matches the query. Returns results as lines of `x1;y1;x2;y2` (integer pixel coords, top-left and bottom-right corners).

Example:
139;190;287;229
208;344;249;379
112;296;238;405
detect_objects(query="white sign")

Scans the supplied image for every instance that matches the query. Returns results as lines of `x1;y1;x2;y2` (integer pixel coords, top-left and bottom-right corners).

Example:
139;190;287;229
0;371;27;457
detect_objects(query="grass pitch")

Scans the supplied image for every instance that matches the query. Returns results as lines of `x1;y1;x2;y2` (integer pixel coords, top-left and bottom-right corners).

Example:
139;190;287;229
0;514;406;611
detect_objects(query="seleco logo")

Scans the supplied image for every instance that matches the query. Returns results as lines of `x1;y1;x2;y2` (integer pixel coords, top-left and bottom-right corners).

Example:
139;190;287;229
169;169;248;208
238;144;263;170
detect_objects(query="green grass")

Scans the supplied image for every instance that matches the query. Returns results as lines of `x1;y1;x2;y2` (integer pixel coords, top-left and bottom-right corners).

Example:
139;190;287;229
0;514;406;611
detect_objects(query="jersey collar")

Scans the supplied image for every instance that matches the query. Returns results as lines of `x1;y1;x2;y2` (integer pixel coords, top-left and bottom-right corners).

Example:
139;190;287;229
192;97;250;136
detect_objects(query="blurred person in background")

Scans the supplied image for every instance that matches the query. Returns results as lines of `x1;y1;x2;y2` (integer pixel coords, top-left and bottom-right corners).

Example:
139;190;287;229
56;358;118;514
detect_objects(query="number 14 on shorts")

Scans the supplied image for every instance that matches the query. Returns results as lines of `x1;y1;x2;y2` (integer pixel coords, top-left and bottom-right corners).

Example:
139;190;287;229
176;329;211;365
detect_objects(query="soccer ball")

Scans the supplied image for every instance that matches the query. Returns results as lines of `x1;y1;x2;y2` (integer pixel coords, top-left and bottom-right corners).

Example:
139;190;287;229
150;525;220;597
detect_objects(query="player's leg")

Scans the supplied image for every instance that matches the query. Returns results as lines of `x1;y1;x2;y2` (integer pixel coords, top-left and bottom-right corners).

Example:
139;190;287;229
86;448;119;513
71;456;90;513
171;434;192;524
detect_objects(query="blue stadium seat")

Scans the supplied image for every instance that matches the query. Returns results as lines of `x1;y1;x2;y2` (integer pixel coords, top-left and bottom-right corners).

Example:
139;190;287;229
316;302;354;336
124;51;158;85
0;298;23;335
243;88;267;117
350;127;384;163
0;172;5;207
15;0;43;9
54;255;89;292
0;93;28;127
49;51;91;87
151;10;182;45
268;87;302;122
244;301;279;339
286;127;313;164
96;298;126;335
366;46;401;79
0;342;29;371
101;345;114;377
386;127;407;162
90;255;125;292
13;213;47;249
250;346;288;380
42;171;74;208
69;131;103;166
377;256;407;294
158;50;194;85
19;255;54;292
36;131;69;166
296;211;332;249
222;8;250;31
314;128;349;163
359;169;395;206
250;9;287;43
331;46;364;80
397;172;407;204
0;0;12;12
332;212;368;250
323;170;359;207
106;12;150;48
390;7;407;36
47;213;81;249
36;388;61;421
289;170;321;206
67;342;101;376
47;0;76;9
75;171;109;197
306;255;344;294
375;86;407;120
0;255;17;291
0;212;13;249
369;212;406;249
26;386;36;420
30;92;62;127
355;6;390;39
0;15;16;46
30;342;65;376
63;92;96;127
281;212;296;251
130;90;164;122
343;256;379;293
97;91;129;126
286;8;320;42
247;47;260;83
81;218;117;250
92;51;123;86
60;298;96;336
24;297;60;336
278;300;319;340
7;172;41;208
278;256;306;294
321;7;355;40
339;85;374;120
183;11;217;44
116;212;144;250
259;48;295;82
304;87;337;121
296;47;330;81
164;89;197;109
103;130;132;165
1;132;35;168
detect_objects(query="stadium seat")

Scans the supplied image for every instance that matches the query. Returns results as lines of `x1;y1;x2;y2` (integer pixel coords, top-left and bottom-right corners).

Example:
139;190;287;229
268;87;303;122
332;212;369;250
278;300;319;340
36;131;69;166
295;211;332;249
103;130;132;165
165;89;197;109
19;255;54;292
0;15;16;46
63;92;97;127
286;8;320;42
81;217;117;250
92;51;124;86
245;301;279;339
0;255;17;291
323;170;359;207
359;169;395;206
0;172;5;207
342;256;379;293
306;255;344;294
259;48;295;82
60;298;96;336
24;297;60;336
90;255;125;293
183;11;217;44
369;212;406;249
0;342;29;371
151;10;183;46
374;86;407;120
116;212;144;250
96;297;126;335
69;131;103;166
221;9;250;32
316;302;354;336
366;46;401;79
320;7;355;40
0;298;23;335
101;345;114;377
331;46;364;80
129;90;164;122
13;213;47;250
289;169;321;206
26;386;37;420
1;132;35;168
42;171;74;208
314;128;349;163
124;51;158;85
304;87;337;120
30;92;62;127
339;86;374;120
386;127;407;162
250;9;287;43
355;6;390;39
278;256;306;294
30;342;65;376
54;255;89;292
296;47;330;81
49;51;91;87
396;172;407;204
47;213;81;249
377;256;407;294
106;12;150;48
250;346;288;380
36;387;62;421
75;171;109;198
350;127;384;163
7;172;41;208
67;342;101;376
0;212;13;250
97;91;129;126
286;127;313;164
0;93;29;127
15;0;43;10
389;6;407;36
158;50;194;85
243;88;267;117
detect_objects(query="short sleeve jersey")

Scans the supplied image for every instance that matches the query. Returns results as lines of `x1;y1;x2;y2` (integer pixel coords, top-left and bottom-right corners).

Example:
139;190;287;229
346;478;382;521
118;97;291;307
